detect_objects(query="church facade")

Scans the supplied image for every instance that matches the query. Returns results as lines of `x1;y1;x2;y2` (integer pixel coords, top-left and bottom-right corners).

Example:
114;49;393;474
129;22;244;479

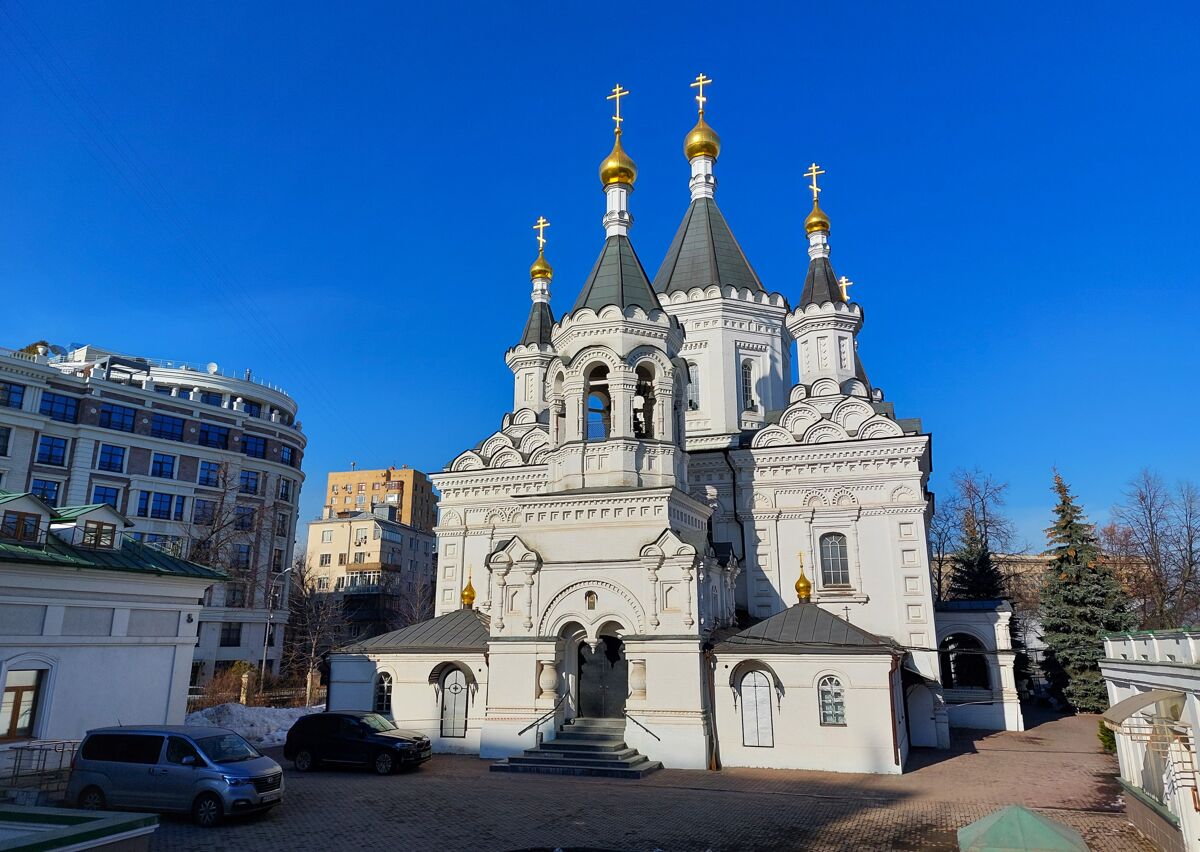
328;82;1022;775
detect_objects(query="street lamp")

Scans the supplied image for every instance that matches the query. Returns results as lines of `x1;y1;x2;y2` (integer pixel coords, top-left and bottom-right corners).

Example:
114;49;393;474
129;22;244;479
261;566;293;683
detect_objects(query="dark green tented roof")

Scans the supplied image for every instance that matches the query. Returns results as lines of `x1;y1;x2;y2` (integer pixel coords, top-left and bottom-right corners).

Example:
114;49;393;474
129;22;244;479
518;301;555;347
799;255;845;307
338;607;490;653
715;602;897;655
653;197;763;295
571;235;661;314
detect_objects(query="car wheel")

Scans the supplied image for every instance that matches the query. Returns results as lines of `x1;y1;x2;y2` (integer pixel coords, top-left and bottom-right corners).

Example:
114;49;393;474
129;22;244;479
78;786;106;810
192;792;223;828
293;749;316;772
373;750;395;775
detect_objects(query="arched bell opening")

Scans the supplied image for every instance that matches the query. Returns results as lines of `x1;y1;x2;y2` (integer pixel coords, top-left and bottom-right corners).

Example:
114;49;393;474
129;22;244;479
633;363;656;439
585;364;611;442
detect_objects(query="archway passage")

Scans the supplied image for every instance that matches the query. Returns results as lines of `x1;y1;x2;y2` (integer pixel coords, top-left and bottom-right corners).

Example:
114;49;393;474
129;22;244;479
577;636;628;718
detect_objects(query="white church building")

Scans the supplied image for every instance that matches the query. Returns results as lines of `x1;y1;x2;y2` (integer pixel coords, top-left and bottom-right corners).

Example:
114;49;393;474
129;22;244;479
329;82;1022;776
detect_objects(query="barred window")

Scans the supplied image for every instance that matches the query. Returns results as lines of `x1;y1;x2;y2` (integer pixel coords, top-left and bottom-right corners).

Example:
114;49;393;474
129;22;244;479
818;675;846;726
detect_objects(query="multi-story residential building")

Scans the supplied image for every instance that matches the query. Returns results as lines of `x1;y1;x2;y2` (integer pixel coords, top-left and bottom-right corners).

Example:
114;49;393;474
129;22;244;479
323;465;435;532
305;504;435;640
0;344;305;682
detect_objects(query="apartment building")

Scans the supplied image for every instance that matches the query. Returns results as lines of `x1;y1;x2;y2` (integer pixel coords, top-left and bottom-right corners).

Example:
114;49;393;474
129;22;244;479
0;344;305;682
306;504;435;640
324;465;435;532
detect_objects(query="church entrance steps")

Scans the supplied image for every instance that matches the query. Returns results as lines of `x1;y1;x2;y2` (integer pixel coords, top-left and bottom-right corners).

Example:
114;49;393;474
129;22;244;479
489;718;663;779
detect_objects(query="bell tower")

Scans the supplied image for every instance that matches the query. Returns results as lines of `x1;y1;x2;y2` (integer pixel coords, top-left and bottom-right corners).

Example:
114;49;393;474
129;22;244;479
505;216;557;415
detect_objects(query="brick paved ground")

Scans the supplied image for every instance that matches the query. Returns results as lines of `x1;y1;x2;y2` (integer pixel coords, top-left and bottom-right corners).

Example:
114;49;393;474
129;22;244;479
153;710;1152;851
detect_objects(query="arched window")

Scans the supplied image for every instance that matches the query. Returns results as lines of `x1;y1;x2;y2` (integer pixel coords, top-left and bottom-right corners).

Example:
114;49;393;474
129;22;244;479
585;591;597;610
373;672;393;715
739;670;774;747
819;533;850;586
939;633;990;690
818;675;846;726
440;667;468;737
686;362;700;410
586;365;611;442
740;359;756;412
633;364;656;439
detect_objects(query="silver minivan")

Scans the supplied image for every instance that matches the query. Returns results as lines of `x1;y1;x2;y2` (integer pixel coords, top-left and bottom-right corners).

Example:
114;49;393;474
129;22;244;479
67;725;284;827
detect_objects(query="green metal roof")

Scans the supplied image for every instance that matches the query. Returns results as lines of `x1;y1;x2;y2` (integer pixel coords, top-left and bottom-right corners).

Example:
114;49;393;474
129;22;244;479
956;806;1088;851
518;300;555;347
799;254;845;307
571;235;660;314
653;197;764;295
0;531;226;582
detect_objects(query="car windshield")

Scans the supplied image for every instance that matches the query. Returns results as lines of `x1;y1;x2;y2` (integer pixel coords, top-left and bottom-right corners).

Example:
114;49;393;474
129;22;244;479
359;713;396;732
196;733;261;763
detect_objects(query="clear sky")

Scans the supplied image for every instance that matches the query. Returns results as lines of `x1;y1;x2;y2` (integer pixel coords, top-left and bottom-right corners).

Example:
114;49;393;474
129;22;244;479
2;2;1197;550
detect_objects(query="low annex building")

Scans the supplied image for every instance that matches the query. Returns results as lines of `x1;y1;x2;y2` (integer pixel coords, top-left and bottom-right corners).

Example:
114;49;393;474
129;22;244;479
329;80;1022;774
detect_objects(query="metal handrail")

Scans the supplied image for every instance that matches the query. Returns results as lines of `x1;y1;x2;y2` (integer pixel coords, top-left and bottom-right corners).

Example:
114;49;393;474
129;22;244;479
623;711;661;741
518;694;565;736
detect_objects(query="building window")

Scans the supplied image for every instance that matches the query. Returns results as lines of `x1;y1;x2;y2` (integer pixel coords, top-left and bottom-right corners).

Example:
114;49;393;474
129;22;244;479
818;675;846;726
686;362;700;410
36;436;68;466
321;530;333;544
440;668;468;737
198;460;221;488
149;413;185;441
97;444;126;473
0;425;10;456
740;670;774;747
585;591;597;610
819;533;851;587
316;576;330;590
586;364;611;442
219;623;243;647
150;452;176;479
198;424;229;449
192;499;216;526
338;553;347;566
280;446;295;467
271;548;284;571
278;478;293;502
234;544;252;569
1;670;44;740
234;506;256;530
243;400;262;418
98;402;136;432
30;479;60;507
1;511;40;542
225;584;246;607
275;512;288;537
319;553;331;567
154;385;174;396
373;673;393;715
149;493;173;520
92;486;120;509
352;552;366;564
200;391;223;406
239;470;260;495
741;359;756;412
39;392;79;423
939;634;990;690
241;435;267;459
82;521;117;548
0;381;26;410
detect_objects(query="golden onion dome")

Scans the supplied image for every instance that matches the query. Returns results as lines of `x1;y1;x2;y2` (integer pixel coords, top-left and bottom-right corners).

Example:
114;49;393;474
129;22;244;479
461;573;476;608
599;133;637;187
684;115;721;160
529;249;553;281
795;563;812;603
804;199;831;234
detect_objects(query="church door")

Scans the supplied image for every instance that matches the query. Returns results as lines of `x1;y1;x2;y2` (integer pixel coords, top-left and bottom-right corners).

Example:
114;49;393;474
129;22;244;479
440;668;467;737
577;636;628;718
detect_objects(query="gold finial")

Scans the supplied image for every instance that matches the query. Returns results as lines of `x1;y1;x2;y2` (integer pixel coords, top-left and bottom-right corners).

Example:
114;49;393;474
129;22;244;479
684;73;720;161
607;83;630;136
529;216;553;281
838;276;853;301
803;162;825;202
795;552;812;603
461;570;476;609
691;73;712;116
803;163;830;234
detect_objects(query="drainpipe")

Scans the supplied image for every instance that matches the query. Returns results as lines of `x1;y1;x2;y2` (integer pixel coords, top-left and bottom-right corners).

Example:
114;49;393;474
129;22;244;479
720;448;750;612
889;654;902;768
704;646;722;770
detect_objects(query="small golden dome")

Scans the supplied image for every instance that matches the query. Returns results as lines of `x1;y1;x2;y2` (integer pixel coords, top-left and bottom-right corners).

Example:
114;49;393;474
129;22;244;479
530;250;553;281
795;565;812;603
461;573;476;609
599;132;637;187
804;199;830;235
684;115;720;160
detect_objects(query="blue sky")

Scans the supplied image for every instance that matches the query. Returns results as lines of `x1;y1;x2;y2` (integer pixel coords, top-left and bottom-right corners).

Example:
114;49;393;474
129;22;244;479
2;1;1197;549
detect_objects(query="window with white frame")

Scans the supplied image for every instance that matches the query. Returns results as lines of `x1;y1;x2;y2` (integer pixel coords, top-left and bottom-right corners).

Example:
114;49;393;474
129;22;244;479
373;672;393;715
685;362;700;410
1;669;45;740
819;532;851;587
818;675;846;726
739;670;774;747
740;359;756;411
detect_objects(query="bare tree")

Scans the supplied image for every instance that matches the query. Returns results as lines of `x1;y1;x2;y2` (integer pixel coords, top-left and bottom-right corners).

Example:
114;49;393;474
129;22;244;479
283;559;348;704
1109;471;1200;628
390;569;436;631
928;491;962;602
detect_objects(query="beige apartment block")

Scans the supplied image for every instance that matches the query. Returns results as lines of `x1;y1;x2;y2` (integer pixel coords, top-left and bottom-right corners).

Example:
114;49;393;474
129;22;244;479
324;466;435;532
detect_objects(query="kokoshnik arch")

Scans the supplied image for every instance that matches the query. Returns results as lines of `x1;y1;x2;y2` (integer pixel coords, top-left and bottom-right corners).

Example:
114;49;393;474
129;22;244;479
328;77;1022;774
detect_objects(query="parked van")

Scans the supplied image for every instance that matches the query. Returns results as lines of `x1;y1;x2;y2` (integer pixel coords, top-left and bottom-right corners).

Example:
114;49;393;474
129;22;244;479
66;725;283;827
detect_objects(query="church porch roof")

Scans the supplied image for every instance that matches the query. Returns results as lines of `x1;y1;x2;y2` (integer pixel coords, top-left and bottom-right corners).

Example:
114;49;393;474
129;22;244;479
337;607;490;654
714;602;899;655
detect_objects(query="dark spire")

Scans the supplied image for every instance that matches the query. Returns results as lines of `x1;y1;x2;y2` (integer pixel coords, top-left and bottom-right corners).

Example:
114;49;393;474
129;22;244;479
518;300;554;347
653;198;764;295
798;254;845;308
571;235;661;314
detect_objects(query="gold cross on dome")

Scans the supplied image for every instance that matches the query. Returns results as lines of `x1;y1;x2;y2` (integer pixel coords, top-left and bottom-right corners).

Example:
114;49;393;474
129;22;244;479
797;551;804;569
532;216;550;251
804;162;826;202
691;73;713;114
607;83;630;133
838;276;853;301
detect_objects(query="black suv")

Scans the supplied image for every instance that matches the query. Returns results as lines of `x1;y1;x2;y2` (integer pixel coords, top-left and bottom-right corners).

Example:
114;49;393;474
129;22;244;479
283;712;432;775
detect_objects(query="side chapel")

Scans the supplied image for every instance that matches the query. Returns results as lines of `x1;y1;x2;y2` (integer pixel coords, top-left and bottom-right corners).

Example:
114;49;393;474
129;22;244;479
329;78;1022;775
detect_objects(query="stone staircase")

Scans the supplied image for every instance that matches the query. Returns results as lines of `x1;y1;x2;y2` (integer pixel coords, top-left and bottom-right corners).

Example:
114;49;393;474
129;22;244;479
489;717;662;778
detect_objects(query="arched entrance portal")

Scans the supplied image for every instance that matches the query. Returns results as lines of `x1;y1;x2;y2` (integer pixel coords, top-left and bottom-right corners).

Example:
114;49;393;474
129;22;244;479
577;636;628;718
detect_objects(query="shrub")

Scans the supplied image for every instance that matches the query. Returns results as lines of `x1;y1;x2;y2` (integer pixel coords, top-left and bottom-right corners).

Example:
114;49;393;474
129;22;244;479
1097;719;1117;753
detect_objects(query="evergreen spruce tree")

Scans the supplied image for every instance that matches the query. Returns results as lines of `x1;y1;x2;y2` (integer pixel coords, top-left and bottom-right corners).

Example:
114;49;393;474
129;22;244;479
948;508;1006;600
1040;471;1135;712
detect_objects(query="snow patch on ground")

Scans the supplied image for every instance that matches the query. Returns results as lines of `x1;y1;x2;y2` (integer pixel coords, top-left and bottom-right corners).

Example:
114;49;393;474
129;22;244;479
186;703;323;747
